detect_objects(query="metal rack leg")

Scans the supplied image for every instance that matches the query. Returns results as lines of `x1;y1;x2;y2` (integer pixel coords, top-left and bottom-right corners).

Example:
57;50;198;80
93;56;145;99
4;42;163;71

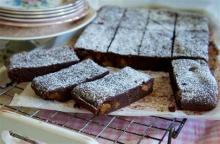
167;127;175;144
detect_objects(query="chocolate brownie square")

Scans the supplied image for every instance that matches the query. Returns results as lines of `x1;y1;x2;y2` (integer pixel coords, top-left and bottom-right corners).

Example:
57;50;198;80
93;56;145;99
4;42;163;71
120;8;149;30
31;59;109;101
138;10;176;71
172;13;209;61
93;6;125;28
72;67;154;115
7;46;79;82
74;24;116;65
170;59;218;111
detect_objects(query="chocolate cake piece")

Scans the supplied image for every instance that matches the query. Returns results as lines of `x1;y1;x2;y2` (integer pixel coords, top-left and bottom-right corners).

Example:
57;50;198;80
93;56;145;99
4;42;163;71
138;10;176;70
172;13;209;61
107;28;143;67
8;46;79;82
93;6;125;28
72;67;154;115
120;8;149;30
170;59;218;111
31;59;109;101
108;28;143;55
176;12;209;31
147;9;176;30
74;23;116;65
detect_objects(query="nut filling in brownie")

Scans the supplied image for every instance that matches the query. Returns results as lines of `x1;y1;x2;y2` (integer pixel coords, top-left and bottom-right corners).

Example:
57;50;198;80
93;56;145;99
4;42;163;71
31;59;109;102
170;59;218;111
72;67;154;115
7;46;79;82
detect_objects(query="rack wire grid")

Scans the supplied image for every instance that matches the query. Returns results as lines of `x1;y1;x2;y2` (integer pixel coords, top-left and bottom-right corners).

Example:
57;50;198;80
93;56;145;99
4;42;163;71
0;81;187;144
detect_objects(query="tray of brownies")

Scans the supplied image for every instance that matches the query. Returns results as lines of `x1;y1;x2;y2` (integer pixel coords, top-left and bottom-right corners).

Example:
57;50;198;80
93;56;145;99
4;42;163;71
1;4;220;119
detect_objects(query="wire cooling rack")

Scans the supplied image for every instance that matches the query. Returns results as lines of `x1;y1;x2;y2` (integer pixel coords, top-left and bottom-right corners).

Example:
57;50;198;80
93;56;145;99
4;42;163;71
0;82;187;144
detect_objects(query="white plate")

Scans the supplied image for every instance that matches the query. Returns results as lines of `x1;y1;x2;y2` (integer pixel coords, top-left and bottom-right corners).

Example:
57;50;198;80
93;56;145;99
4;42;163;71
0;6;89;27
0;0;85;18
0;5;88;22
0;0;75;11
0;0;84;15
0;8;96;40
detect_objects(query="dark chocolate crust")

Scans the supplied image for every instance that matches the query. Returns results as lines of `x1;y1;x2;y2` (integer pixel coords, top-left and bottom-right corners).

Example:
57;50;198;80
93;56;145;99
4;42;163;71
31;59;109;101
72;67;154;115
7;46;79;82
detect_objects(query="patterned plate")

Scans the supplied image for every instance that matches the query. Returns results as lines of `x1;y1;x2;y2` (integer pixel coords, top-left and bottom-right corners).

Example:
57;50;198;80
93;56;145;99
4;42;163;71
0;0;75;11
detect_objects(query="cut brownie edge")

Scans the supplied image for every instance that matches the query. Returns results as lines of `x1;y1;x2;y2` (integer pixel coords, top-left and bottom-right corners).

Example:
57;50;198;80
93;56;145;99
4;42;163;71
75;48;172;71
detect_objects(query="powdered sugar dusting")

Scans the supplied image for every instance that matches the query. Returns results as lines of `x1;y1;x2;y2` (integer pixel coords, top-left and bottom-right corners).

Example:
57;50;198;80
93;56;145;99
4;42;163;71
172;59;218;108
32;59;108;92
72;67;153;106
93;6;125;28
75;24;115;52
139;9;175;57
9;46;79;69
139;29;173;57
148;9;176;31
173;12;209;61
120;8;149;30
176;12;209;32
108;28;143;55
173;30;209;61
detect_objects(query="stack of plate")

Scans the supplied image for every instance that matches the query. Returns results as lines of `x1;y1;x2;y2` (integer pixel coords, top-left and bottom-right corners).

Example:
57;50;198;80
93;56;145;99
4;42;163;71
0;0;89;27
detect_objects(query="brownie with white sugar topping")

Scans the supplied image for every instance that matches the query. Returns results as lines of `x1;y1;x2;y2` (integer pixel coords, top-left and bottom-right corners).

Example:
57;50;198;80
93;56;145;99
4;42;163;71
31;59;109;101
74;23;116;65
106;27;144;68
75;24;115;53
170;59;218;111
92;6;125;28
172;13;209;61
7;46;79;82
175;12;209;32
71;67;154;115
138;10;176;70
147;9;176;31
119;8;149;30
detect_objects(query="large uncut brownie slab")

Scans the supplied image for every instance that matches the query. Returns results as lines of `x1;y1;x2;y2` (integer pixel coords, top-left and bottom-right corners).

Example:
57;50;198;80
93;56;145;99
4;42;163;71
138;10;176;70
75;6;211;71
8;46;79;82
170;59;218;111
31;59;109;101
72;67;154;115
172;13;209;61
